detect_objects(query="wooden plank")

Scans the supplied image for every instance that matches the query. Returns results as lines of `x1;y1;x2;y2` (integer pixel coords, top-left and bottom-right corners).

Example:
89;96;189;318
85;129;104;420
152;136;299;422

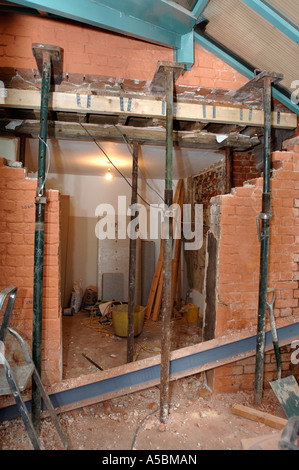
171;187;185;313
175;253;181;310
145;239;163;319
0;119;261;150
145;180;183;320
154;179;183;321
151;268;163;321
232;404;288;430
1;88;297;129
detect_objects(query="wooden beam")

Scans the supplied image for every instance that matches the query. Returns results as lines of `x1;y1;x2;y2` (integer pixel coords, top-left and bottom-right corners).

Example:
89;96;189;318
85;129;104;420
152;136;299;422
0;119;261;151
145;239;163;319
1;88;297;129
232;404;287;430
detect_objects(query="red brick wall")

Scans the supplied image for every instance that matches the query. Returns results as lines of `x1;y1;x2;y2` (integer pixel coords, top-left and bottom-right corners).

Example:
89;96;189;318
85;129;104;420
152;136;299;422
233;151;262;189
0;12;248;88
0;158;61;386
209;144;299;393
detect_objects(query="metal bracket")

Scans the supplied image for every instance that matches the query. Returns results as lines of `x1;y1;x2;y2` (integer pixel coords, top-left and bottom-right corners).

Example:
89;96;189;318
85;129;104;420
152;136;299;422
32;43;63;85
256;212;272;242
149;60;185;95
253;69;284;87
232;69;283;100
35;196;47;205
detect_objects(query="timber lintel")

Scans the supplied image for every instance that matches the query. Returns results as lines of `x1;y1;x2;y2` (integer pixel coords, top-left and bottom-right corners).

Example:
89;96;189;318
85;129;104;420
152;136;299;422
0;88;297;130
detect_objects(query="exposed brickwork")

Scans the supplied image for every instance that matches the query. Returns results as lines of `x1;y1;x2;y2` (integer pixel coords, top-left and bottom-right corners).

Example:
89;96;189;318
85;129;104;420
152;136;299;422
209;144;299;393
232;151;262;189
180;44;248;90
193;159;227;218
0;158;61;386
0;12;248;88
214;344;299;394
185;159;227;292
0;11;297;397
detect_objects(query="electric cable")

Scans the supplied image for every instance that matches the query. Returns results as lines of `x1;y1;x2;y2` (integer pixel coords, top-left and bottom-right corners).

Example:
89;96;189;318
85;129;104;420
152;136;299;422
78;122;190;237
37;135;51;196
79;122;153;207
131;407;160;450
112;124;165;204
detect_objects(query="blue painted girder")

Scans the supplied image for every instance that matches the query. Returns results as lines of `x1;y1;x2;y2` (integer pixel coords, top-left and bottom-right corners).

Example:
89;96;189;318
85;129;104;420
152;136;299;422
195;32;299;116
10;0;197;53
241;0;299;45
0;322;298;421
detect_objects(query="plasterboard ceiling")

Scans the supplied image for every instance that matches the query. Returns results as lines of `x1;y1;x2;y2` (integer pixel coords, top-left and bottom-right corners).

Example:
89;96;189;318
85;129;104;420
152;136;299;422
25;138;224;180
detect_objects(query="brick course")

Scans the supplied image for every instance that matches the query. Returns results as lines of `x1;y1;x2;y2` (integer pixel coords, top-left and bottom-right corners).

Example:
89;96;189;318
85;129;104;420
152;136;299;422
0;12;247;88
0;158;61;386
209;145;299;393
233;151;262;188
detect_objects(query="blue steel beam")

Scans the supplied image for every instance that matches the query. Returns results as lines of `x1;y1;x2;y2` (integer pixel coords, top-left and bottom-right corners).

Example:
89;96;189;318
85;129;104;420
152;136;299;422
195;32;299;116
9;0;187;49
11;0;199;69
241;0;299;45
0;322;298;421
83;0;197;35
192;0;209;18
175;30;195;70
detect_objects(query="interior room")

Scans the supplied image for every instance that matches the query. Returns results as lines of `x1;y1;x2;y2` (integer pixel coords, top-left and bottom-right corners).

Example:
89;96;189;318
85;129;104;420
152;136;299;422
0;0;298;451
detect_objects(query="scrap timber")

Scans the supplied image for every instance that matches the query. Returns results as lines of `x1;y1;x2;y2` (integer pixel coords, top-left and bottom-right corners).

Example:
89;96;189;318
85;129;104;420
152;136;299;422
0;321;298;421
145;179;184;321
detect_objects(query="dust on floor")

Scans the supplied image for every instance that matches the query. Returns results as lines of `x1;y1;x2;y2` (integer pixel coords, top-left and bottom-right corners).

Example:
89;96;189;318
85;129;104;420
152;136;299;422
62;309;203;379
0;375;287;451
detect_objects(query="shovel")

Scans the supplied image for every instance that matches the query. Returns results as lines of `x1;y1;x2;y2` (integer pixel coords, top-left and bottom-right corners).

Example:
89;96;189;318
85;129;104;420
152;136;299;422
267;288;299;418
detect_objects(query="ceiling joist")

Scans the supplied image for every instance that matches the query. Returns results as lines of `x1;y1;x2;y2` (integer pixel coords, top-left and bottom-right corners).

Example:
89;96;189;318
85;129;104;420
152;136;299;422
0;119;261;152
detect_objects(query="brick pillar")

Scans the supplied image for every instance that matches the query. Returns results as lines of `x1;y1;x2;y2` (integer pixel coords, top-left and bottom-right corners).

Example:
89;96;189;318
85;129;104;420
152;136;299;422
205;145;299;393
0;158;62;386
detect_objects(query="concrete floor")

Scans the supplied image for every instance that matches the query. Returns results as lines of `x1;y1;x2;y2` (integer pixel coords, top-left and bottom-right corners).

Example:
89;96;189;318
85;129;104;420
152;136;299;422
62;307;203;380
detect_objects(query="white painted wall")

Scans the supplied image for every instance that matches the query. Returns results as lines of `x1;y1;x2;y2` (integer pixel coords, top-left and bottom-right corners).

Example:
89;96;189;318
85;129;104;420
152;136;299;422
0;137;19;161
46;173;187;303
46;173;178;259
46;173;176;218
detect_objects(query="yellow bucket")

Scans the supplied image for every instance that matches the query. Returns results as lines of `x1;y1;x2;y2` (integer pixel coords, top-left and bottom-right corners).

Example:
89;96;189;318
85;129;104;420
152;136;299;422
183;303;199;323
112;304;145;337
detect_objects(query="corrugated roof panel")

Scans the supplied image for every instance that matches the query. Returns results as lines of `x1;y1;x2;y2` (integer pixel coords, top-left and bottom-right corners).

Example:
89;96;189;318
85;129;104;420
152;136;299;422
266;0;299;27
202;0;299;93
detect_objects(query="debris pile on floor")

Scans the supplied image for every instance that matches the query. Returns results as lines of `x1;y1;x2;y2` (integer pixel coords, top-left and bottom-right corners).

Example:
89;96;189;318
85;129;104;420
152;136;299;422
0;376;290;451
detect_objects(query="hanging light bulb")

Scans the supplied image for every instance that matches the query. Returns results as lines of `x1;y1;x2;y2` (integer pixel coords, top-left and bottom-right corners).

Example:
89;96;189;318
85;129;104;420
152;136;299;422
105;167;112;181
